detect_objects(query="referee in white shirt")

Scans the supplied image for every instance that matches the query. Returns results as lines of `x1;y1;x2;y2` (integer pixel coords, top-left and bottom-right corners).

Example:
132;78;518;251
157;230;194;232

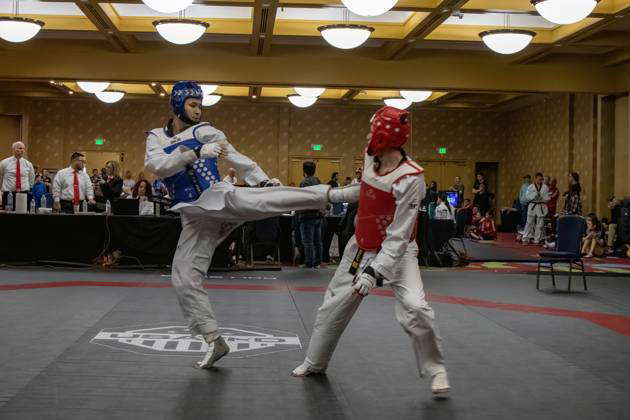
0;141;35;210
52;152;95;214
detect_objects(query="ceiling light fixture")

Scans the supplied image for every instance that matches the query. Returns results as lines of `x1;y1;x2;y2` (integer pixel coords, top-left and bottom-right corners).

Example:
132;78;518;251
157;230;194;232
142;0;194;14
319;24;374;49
531;0;599;25
288;95;317;108
77;81;111;93
0;1;44;43
200;84;219;96
153;19;209;45
319;9;373;50
341;0;398;17
294;87;326;98
400;90;433;103
479;29;536;54
384;97;412;110
95;90;125;104
203;94;223;107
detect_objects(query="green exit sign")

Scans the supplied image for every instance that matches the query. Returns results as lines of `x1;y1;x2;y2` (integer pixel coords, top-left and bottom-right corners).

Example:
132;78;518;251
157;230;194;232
95;137;105;146
438;147;447;155
312;144;323;151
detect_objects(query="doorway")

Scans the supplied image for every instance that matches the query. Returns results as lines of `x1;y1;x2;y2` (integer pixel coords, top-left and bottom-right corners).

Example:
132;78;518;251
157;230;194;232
416;160;468;195
475;162;499;197
289;157;342;186
82;151;123;176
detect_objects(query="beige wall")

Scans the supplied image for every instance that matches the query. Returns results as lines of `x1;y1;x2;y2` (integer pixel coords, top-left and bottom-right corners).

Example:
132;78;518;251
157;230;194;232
501;95;571;209
4;93;619;216
615;96;630;200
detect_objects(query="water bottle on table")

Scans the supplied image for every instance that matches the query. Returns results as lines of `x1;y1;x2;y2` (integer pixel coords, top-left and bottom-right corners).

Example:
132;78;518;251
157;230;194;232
105;200;111;215
40;195;47;209
30;198;36;214
82;200;88;213
6;193;13;212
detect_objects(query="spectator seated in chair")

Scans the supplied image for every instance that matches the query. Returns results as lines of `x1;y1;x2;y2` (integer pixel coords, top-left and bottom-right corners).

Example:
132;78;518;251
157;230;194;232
132;179;154;216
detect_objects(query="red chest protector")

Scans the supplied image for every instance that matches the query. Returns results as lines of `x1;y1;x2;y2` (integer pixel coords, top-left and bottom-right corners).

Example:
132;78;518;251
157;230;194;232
355;155;423;251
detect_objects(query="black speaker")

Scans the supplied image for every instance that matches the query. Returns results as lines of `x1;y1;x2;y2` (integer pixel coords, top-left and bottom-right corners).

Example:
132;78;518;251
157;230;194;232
619;200;630;244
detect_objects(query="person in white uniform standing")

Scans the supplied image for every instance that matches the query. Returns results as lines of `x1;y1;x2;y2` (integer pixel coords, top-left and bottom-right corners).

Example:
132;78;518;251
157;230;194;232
145;81;333;370
521;172;550;245
291;106;451;399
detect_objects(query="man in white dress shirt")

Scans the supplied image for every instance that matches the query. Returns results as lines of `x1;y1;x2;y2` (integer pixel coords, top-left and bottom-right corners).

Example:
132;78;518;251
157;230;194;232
52;152;95;214
0;141;35;211
222;168;238;185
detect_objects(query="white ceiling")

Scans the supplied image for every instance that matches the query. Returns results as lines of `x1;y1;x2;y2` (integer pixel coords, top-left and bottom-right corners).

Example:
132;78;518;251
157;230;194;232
0;1;82;15
276;7;413;23
443;13;558;29
112;4;253;19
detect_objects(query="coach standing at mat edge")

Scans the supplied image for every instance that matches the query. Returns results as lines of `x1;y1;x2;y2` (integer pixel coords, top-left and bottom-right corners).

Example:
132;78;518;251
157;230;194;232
0;141;35;211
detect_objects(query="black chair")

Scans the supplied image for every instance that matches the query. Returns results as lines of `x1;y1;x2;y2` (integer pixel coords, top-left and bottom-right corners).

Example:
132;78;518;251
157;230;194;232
250;217;281;266
453;209;471;256
537;215;588;292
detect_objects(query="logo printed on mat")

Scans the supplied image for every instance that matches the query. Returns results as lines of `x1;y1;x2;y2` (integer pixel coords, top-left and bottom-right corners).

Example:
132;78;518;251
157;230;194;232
90;323;301;357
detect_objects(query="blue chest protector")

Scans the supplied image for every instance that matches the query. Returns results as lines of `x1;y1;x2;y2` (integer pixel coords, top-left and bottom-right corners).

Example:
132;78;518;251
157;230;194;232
162;127;221;205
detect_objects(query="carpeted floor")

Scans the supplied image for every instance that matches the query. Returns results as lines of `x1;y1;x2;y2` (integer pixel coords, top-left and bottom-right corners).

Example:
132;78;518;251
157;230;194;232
1;267;629;420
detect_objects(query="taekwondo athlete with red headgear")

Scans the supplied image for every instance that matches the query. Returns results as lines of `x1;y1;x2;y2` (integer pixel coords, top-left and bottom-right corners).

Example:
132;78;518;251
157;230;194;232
291;106;451;399
145;81;335;370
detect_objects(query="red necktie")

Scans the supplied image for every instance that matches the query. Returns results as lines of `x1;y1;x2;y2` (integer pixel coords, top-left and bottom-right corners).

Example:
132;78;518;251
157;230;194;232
73;171;80;206
15;159;21;192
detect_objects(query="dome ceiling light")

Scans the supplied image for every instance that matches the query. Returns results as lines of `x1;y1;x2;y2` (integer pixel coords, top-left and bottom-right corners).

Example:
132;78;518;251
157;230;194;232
479;14;535;55
200;84;219;96
288;95;318;108
294;87;326;98
340;0;399;17
318;24;374;49
203;94;223;107
319;8;373;49
153;18;209;45
479;29;536;54
400;90;433;103
0;1;44;43
531;0;599;25
95;90;125;104
142;0;194;14
77;81;111;93
384;97;412;110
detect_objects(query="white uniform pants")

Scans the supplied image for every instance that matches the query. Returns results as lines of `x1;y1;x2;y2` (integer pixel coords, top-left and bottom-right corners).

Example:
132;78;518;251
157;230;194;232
171;184;330;339
523;203;547;243
304;236;446;378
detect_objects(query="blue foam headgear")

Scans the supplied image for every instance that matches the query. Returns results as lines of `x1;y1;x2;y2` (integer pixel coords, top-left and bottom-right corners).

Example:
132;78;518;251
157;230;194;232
170;81;203;125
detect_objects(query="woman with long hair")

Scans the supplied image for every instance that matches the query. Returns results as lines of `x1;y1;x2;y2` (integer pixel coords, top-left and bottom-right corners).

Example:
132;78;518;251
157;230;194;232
133;179;154;216
435;191;454;220
99;160;123;203
563;172;582;215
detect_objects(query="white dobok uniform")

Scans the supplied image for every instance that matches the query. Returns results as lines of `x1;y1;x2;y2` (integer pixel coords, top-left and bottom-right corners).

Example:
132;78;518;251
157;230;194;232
145;122;330;340
522;183;550;243
301;153;447;378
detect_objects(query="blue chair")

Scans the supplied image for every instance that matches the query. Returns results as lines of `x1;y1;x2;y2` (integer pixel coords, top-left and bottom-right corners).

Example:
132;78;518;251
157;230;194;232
537;215;588;292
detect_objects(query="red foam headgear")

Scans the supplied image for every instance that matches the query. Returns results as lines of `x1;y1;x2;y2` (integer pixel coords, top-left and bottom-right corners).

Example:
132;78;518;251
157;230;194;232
367;106;410;156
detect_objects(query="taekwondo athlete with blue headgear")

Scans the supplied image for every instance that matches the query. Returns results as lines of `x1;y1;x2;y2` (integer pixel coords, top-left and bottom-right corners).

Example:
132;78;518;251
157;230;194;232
145;81;334;369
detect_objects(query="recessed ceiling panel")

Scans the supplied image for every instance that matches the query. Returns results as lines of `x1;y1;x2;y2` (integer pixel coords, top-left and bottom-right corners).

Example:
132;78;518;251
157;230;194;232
276;7;412;23
0;1;83;15
112;4;252;19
